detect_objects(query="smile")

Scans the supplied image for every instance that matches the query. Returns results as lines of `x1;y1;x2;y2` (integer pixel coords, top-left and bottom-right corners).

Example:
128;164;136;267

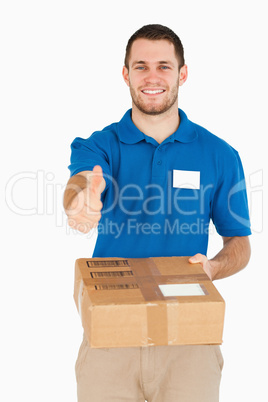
141;89;165;95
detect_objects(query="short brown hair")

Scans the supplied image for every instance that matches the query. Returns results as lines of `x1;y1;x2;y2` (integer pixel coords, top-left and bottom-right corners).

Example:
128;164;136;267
124;24;185;70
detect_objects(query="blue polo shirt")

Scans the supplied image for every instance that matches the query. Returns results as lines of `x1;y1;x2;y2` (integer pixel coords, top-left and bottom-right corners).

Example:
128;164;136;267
68;109;251;258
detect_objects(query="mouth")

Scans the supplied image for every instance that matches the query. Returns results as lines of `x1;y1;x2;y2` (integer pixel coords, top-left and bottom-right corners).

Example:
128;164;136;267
141;89;166;95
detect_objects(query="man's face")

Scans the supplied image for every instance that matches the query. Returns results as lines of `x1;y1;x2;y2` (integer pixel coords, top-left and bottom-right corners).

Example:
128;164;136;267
123;39;187;116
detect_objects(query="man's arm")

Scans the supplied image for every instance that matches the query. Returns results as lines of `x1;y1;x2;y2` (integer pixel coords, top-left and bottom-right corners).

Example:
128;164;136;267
63;165;106;233
189;236;251;281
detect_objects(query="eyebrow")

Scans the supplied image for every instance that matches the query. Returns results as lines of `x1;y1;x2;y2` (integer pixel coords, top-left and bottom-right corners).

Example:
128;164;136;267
132;60;175;67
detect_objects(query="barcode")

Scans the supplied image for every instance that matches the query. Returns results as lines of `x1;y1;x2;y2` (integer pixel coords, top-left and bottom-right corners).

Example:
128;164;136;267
87;260;129;268
90;271;133;278
94;284;139;290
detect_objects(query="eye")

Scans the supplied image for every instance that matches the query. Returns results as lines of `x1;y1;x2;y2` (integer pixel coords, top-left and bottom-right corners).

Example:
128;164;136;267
160;65;170;70
136;66;145;70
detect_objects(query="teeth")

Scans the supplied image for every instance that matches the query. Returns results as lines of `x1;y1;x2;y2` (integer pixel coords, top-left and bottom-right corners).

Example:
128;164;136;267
142;90;164;94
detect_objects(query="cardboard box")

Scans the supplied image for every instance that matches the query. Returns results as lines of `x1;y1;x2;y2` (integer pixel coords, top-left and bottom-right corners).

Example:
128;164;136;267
74;256;225;348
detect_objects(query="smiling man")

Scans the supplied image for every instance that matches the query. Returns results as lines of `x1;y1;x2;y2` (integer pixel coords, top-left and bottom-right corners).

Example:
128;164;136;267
124;38;185;117
64;24;251;402
123;37;188;143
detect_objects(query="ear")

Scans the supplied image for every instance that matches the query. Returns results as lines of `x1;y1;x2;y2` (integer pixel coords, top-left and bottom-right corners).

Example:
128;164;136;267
122;65;130;87
179;65;188;87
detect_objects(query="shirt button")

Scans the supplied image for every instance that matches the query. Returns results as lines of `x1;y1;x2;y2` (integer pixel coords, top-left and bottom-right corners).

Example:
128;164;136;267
157;160;162;165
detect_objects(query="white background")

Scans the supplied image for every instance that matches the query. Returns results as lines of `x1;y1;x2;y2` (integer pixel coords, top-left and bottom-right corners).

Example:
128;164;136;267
1;0;267;401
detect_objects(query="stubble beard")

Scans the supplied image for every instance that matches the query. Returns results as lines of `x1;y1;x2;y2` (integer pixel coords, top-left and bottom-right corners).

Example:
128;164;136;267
129;80;180;116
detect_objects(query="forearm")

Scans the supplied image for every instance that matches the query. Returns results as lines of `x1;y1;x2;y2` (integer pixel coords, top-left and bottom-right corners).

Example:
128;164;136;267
209;236;251;280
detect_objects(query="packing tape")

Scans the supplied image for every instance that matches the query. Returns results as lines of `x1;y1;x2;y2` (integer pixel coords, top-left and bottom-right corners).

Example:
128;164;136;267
145;300;180;346
166;300;180;345
130;258;167;302
146;301;169;346
129;257;161;277
129;259;184;346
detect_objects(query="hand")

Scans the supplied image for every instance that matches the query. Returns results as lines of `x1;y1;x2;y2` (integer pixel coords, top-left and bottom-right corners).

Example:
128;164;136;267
189;254;214;280
67;165;105;233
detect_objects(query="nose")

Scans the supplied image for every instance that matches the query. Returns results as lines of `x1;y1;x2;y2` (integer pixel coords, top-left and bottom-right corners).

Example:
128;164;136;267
144;68;161;85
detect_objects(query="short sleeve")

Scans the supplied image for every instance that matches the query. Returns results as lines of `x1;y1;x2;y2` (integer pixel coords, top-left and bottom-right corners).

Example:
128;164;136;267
211;150;251;237
68;134;111;186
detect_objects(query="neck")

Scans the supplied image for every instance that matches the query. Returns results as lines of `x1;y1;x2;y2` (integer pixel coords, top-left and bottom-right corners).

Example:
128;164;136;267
131;104;180;144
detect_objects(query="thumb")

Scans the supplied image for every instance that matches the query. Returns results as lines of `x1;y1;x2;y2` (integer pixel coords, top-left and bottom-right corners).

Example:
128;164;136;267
189;253;206;264
90;165;103;191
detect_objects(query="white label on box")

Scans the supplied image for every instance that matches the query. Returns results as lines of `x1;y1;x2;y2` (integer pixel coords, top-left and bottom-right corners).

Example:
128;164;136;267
159;283;205;297
173;170;200;189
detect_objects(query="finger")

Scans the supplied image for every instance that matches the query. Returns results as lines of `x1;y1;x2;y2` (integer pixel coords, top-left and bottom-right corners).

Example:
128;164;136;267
189;254;214;280
90;165;103;192
72;187;102;214
76;222;94;234
189;253;207;265
74;203;102;221
88;197;103;212
68;217;99;233
84;196;103;214
68;218;76;227
81;208;102;223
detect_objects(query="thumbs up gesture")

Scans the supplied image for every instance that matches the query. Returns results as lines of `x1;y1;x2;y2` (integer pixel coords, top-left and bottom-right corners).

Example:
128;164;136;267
64;165;106;233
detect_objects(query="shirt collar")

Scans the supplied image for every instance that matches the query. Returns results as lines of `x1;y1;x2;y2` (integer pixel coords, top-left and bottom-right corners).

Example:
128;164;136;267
117;109;198;145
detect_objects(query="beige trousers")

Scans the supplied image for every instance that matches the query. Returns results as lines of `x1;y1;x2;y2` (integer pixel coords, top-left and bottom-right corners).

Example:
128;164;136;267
75;334;224;402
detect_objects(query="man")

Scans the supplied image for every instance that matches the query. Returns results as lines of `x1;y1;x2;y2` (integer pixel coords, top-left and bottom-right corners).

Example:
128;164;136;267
64;24;251;402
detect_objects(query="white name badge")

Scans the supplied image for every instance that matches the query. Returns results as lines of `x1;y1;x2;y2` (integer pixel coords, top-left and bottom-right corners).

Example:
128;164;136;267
173;170;200;190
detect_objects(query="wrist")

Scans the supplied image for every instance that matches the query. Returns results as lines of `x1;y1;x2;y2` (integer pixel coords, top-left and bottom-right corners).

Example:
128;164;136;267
208;258;222;281
63;174;89;211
